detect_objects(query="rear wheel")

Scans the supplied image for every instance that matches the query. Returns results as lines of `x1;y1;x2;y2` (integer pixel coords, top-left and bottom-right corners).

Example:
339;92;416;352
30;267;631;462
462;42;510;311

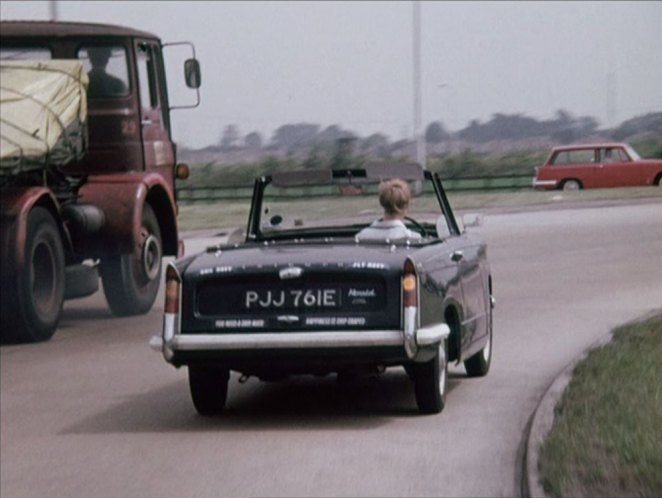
562;179;581;191
101;204;162;316
2;207;65;343
464;305;493;377
413;341;448;414
188;366;230;416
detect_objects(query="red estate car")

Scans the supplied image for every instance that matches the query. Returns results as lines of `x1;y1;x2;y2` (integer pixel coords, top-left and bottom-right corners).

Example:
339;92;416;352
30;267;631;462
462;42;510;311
533;143;662;190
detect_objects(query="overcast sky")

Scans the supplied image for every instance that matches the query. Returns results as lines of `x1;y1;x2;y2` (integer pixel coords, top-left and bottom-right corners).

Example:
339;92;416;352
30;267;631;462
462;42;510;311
2;0;661;148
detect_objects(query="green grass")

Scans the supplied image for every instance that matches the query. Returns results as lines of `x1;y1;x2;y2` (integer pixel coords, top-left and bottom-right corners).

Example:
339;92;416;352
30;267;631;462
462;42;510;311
538;313;662;498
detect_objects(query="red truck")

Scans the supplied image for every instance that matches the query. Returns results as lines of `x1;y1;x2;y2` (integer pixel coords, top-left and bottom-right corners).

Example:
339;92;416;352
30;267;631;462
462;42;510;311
0;21;201;343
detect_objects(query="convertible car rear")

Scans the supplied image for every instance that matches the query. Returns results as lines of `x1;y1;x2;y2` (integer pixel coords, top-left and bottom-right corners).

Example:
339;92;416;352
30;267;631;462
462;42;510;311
152;163;494;415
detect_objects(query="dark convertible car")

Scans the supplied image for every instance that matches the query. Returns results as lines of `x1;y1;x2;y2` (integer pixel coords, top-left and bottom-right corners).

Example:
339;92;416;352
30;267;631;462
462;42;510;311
152;163;494;415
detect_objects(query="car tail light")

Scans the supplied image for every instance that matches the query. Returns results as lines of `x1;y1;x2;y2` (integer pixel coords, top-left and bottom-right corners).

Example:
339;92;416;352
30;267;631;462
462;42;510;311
403;259;418;307
162;263;181;361
403;258;419;358
164;264;181;314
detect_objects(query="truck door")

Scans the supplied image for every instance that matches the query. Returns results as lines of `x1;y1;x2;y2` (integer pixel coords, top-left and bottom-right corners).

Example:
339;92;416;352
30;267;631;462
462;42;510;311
135;40;175;184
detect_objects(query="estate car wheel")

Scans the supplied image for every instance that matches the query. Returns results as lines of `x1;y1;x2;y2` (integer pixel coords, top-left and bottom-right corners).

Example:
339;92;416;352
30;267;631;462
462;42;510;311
188;366;230;416
2;207;65;343
562;179;581;191
413;341;448;414
464;305;493;377
101;204;162;316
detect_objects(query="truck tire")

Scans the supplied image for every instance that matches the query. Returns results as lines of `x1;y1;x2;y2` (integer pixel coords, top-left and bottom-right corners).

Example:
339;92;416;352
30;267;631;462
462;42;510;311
3;207;65;343
101;204;162;316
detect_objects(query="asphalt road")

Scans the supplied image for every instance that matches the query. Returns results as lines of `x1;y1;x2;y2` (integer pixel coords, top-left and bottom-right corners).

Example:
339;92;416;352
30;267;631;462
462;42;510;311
2;200;661;497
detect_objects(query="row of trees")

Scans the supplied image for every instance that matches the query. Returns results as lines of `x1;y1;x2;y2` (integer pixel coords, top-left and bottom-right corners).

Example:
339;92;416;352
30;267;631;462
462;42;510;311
182;110;661;187
210;110;662;155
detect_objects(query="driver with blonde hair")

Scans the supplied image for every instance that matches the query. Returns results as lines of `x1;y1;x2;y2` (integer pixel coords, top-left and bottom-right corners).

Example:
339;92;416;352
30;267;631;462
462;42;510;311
356;178;422;241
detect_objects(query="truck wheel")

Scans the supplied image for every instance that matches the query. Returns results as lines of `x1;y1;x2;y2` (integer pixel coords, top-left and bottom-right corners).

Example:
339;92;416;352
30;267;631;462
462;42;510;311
413;341;448;414
101;204;162;316
188;366;230;416
5;207;65;343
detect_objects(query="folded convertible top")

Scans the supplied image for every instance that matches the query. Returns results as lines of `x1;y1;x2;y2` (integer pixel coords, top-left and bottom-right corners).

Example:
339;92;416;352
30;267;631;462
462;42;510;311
0;59;88;174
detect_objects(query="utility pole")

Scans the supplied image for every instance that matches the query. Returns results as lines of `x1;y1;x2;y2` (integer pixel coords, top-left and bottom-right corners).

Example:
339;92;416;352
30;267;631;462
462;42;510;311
606;70;616;129
49;0;59;21
412;1;425;169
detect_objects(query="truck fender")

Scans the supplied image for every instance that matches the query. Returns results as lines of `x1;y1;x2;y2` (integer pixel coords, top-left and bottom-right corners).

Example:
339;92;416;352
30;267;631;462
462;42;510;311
77;172;178;258
0;187;71;281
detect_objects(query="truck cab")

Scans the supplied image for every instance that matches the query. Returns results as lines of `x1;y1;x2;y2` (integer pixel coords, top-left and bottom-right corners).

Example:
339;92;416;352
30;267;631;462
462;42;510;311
0;21;201;343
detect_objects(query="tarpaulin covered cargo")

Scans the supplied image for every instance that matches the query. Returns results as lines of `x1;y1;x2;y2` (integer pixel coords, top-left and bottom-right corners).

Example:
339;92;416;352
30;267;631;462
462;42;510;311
0;59;88;174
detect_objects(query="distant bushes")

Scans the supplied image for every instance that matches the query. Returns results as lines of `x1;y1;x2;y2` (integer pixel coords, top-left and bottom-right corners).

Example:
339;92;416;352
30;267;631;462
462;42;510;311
184;149;546;187
182;139;660;188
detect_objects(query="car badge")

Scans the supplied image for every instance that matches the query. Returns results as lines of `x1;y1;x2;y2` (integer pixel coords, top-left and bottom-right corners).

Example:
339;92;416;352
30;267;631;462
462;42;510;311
279;266;303;280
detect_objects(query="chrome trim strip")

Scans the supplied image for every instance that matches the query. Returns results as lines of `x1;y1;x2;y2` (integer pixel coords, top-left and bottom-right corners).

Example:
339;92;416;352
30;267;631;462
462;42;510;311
403;306;418;359
532;179;557;187
162;313;179;361
165;330;404;353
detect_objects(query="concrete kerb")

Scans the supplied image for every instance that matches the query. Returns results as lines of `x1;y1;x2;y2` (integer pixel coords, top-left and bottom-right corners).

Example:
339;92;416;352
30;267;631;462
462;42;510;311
523;309;662;498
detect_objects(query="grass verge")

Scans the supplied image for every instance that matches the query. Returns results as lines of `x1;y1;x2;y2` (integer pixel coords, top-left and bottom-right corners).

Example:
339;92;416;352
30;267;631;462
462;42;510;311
538;313;662;498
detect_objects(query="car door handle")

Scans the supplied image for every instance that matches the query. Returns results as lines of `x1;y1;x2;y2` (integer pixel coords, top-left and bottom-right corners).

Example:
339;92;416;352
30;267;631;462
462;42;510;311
451;250;464;262
141;118;153;126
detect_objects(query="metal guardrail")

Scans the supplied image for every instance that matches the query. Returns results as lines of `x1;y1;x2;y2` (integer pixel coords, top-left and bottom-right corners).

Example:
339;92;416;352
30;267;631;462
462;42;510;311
175;174;534;204
443;173;533;191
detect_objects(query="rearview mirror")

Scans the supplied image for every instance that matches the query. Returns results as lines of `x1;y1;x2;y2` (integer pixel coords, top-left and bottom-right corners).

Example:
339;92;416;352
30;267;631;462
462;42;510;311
184;58;201;89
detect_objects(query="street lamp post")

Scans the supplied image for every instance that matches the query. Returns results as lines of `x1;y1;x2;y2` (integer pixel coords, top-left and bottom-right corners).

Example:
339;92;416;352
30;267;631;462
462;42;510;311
606;70;616;128
49;0;59;21
412;1;425;169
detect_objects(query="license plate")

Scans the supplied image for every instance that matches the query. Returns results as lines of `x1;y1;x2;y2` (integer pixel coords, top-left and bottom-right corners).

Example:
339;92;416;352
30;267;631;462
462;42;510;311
244;288;340;309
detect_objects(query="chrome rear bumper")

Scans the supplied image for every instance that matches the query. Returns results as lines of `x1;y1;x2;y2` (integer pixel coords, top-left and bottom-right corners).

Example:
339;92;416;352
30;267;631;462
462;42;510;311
150;323;449;363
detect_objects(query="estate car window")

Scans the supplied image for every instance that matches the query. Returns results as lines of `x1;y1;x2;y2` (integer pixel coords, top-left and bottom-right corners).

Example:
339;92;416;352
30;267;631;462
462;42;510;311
0;47;52;60
552;149;595;165
601;148;629;162
77;45;129;98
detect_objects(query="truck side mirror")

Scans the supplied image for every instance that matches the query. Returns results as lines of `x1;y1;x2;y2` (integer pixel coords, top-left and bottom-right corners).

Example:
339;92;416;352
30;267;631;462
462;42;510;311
184;58;201;89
